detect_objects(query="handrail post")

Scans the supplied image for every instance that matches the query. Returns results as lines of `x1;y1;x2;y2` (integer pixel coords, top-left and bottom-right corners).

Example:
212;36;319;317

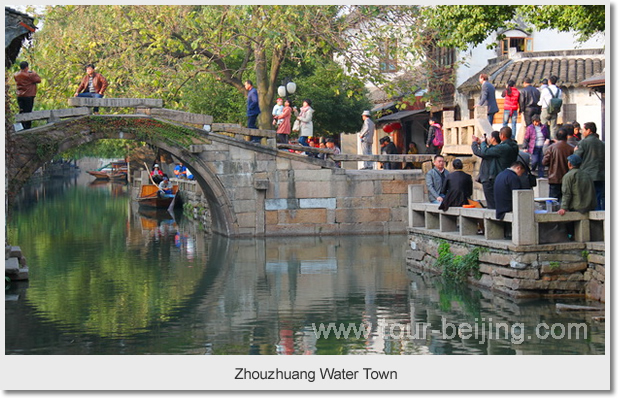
408;184;425;228
512;190;537;245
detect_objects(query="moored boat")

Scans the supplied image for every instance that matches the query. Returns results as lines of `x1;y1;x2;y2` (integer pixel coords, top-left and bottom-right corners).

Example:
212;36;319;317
87;161;128;181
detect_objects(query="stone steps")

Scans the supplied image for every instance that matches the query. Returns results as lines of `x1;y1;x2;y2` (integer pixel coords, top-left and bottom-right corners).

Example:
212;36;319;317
5;245;29;281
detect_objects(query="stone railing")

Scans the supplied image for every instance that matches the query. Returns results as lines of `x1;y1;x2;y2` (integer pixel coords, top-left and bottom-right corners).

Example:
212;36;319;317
277;143;434;168
407;184;605;301
408;185;604;247
15;98;213;127
441;107;494;156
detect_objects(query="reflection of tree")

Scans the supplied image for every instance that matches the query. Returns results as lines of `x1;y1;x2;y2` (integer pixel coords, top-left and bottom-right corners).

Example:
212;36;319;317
434;278;482;319
10;185;207;338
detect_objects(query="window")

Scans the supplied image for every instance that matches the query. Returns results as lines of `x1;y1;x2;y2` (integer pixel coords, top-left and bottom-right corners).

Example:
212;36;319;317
436;47;455;68
501;37;533;55
379;40;398;73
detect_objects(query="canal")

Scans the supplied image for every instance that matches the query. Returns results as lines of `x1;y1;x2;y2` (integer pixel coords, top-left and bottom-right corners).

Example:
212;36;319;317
6;173;604;355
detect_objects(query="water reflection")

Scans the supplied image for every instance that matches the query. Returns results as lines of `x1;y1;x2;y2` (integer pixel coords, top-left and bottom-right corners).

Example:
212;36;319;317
5;176;604;355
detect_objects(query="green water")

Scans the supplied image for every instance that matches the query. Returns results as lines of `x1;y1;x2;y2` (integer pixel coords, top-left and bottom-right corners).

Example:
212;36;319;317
5;175;605;354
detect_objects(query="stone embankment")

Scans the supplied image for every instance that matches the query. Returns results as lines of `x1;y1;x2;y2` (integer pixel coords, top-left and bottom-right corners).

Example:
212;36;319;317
407;236;604;302
5;245;29;281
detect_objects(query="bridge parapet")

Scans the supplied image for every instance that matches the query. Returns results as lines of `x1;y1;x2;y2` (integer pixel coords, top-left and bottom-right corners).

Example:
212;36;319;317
441;106;493;156
68;97;163;108
15;107;91;123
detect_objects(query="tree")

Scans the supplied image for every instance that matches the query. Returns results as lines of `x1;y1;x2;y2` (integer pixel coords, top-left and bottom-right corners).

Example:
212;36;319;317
424;5;605;50
25;5;416;130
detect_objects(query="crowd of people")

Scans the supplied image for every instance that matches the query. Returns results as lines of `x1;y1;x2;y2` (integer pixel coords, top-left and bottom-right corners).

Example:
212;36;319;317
422;73;604;231
425;121;605;219
426;116;603;236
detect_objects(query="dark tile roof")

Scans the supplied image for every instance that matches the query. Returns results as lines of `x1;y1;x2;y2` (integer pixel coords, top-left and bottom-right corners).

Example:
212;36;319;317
457;58;511;93
458;49;605;93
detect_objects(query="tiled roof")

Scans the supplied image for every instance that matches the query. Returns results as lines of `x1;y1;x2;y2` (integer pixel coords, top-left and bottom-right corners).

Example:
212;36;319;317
457;57;511;93
458;49;605;93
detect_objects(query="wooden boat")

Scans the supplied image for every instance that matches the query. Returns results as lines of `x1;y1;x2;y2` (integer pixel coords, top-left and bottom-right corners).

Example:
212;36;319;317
136;184;179;209
87;161;128;181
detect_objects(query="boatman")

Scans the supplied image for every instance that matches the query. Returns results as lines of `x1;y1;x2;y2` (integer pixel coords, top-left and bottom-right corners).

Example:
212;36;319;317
158;176;173;195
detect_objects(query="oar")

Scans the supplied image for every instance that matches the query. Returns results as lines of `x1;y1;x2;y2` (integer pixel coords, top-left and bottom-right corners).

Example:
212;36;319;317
143;162;161;187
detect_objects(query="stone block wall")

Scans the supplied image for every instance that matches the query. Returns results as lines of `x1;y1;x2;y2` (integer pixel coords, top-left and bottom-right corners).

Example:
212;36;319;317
584;244;605;302
407;234;604;301
263;169;425;236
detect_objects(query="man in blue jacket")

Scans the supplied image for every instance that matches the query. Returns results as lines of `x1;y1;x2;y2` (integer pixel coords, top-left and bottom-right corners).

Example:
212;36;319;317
494;161;526;220
245;80;261;143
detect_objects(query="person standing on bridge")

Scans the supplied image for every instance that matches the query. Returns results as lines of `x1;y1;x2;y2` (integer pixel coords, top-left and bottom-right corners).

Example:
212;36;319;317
274;99;292;144
75;64;108;115
14;61;41;130
294;99;314;150
244;80;261;143
359;110;375;170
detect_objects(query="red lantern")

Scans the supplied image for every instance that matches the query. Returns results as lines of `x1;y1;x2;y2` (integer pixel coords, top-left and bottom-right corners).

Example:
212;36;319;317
382;124;393;133
391;122;402;130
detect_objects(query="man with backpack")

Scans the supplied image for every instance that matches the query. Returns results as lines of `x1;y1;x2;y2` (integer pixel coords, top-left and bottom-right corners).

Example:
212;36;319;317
538;75;562;139
425;118;443;154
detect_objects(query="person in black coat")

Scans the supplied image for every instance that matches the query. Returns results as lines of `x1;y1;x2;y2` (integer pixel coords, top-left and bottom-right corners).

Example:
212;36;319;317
494;161;526;220
439;159;473;211
471;130;501;209
379;136;398;169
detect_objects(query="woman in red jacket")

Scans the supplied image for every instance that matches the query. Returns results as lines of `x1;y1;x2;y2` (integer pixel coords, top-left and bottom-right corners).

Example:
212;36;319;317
501;80;520;136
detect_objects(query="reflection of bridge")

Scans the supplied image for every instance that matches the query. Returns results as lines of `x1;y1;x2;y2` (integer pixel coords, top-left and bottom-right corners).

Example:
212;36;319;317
8;98;432;237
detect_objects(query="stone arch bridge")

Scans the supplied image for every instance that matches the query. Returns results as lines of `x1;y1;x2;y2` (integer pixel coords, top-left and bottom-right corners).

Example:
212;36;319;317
7;98;432;237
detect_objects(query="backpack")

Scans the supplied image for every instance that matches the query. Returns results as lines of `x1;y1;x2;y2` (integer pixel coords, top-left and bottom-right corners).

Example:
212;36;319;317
432;125;444;147
547;87;563;115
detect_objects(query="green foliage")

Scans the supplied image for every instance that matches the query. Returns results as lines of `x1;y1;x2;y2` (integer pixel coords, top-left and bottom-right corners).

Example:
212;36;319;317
425;5;605;50
581;250;589;261
23;134;61;161
291;62;371;136
61;139;140;159
435;241;484;283
549;261;560;271
22;5;424;132
81;116;204;148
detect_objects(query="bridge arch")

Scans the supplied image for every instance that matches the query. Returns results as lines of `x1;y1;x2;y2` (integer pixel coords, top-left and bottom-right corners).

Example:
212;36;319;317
7;116;239;236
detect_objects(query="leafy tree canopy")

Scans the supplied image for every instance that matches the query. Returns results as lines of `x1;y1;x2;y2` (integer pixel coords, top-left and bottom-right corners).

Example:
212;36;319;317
21;5;418;131
424;5;605;50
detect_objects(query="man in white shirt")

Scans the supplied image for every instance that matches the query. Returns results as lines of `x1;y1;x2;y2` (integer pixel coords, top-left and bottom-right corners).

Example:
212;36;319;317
538;75;562;139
